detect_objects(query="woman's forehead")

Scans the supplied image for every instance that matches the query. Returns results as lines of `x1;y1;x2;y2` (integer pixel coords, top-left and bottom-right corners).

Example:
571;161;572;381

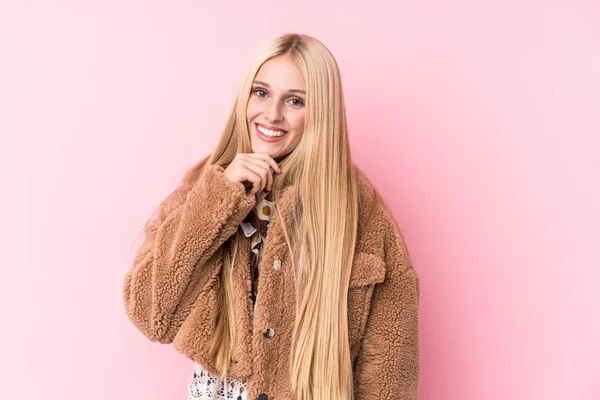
254;56;306;92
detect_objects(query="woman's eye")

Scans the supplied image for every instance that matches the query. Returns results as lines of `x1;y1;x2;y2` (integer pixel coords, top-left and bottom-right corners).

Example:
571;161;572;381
252;89;303;107
290;99;304;108
253;89;267;98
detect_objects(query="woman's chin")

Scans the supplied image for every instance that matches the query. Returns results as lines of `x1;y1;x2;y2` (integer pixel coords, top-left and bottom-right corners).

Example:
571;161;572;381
251;143;282;158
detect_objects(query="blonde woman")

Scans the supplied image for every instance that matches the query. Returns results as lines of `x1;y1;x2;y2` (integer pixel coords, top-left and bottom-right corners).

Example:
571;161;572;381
122;33;420;400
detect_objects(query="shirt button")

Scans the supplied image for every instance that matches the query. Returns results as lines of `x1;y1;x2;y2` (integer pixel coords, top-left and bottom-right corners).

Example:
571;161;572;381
273;259;281;271
263;327;275;338
257;394;268;400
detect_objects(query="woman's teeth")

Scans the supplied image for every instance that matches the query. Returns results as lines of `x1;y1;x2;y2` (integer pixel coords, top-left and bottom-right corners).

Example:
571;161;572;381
257;124;287;137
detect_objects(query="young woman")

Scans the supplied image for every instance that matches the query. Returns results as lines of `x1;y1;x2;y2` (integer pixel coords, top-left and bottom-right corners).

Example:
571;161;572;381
122;33;420;400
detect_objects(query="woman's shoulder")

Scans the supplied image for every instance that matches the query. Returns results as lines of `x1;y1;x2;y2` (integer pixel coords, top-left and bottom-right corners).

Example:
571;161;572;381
354;165;413;274
354;164;393;231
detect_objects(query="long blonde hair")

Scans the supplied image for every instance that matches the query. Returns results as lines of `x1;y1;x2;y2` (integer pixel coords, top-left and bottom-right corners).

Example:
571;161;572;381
173;33;361;400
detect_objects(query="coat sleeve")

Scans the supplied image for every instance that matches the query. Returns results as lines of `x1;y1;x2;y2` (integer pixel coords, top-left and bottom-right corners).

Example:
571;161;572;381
353;223;420;399
122;163;256;343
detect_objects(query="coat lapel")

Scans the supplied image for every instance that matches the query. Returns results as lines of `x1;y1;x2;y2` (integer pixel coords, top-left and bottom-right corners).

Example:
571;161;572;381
227;183;299;379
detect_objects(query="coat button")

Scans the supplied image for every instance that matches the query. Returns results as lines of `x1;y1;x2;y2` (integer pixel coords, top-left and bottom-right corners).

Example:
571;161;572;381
263;327;275;338
257;394;268;400
273;259;281;271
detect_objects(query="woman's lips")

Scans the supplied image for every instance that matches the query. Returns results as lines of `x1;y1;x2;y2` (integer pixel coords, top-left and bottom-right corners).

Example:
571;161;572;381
256;122;287;132
255;123;288;142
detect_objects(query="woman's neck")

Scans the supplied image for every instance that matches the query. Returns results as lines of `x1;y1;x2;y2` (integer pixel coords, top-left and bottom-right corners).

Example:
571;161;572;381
273;152;291;164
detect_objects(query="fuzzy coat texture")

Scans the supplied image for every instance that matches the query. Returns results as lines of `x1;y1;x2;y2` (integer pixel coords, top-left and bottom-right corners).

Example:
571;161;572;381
122;163;420;399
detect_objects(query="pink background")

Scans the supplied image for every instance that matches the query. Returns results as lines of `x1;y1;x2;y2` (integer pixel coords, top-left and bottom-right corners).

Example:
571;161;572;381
1;1;598;399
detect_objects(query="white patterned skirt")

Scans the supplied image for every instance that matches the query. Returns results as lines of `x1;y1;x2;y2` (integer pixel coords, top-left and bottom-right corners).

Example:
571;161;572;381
187;362;248;400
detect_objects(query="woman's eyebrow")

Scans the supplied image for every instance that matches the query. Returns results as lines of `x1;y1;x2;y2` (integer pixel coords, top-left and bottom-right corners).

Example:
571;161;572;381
253;80;306;95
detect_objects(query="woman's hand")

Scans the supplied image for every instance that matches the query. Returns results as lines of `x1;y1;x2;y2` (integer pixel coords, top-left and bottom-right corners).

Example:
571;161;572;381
224;153;282;194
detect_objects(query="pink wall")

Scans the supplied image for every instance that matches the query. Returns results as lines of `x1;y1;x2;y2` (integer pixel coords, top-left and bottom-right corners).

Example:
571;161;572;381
1;1;598;399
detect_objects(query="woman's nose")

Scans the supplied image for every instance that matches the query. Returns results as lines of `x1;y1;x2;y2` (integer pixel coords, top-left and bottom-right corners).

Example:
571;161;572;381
266;102;283;121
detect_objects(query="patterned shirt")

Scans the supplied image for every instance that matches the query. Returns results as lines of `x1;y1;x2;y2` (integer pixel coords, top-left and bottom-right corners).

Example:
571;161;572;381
240;189;274;317
187;189;274;400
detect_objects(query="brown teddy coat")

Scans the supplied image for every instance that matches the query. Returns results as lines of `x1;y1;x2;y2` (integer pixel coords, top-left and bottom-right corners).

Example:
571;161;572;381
122;162;420;400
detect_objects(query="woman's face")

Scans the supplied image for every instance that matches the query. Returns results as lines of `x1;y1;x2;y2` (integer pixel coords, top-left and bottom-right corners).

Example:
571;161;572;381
246;54;306;159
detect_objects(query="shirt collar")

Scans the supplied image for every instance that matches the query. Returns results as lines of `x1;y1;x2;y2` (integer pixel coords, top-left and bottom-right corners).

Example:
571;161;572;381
240;189;274;238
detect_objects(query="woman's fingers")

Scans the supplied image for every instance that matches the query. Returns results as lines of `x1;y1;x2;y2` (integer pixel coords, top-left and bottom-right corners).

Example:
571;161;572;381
244;158;275;191
241;162;270;194
223;152;283;194
233;165;260;192
248;153;282;174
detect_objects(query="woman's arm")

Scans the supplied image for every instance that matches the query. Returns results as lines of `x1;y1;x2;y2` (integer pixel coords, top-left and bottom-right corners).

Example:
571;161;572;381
353;225;420;399
122;163;256;343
